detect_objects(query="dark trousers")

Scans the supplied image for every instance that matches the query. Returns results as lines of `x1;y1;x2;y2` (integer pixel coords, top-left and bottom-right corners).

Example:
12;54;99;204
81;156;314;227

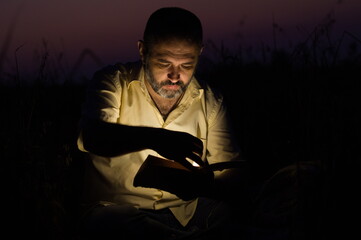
78;197;235;240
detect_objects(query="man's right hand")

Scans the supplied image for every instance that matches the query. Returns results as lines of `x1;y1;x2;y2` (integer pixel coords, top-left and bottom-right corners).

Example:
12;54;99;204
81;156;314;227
81;119;204;169
151;129;205;170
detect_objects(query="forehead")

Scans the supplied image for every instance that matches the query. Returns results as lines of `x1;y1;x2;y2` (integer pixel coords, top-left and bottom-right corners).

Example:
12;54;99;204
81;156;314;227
149;39;200;59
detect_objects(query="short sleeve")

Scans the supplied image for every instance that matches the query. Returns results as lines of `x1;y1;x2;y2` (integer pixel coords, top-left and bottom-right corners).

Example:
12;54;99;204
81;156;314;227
205;87;242;166
77;65;122;152
81;65;122;123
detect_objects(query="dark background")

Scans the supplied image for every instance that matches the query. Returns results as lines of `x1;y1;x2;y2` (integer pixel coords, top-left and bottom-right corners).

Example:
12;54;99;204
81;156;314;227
1;4;361;239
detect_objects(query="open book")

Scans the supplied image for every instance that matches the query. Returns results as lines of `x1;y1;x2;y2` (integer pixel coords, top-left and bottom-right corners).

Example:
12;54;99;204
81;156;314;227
133;155;245;192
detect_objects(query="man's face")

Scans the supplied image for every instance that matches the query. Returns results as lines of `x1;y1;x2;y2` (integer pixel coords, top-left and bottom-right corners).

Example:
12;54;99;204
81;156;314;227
141;39;202;99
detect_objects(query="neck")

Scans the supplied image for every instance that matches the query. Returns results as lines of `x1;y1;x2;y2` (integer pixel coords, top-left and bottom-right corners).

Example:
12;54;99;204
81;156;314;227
145;81;183;119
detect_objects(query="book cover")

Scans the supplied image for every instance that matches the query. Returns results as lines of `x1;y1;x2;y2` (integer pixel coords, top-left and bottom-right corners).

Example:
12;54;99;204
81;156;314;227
133;155;245;194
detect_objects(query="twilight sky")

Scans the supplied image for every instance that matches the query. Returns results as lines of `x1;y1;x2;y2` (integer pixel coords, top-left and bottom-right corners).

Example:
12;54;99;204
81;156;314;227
1;0;361;82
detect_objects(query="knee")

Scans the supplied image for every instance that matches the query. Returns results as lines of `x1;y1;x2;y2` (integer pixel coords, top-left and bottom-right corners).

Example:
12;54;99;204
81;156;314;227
88;204;140;223
81;204;141;238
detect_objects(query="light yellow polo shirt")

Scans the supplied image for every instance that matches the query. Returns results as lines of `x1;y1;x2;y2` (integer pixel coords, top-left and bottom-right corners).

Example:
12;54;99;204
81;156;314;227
77;61;241;226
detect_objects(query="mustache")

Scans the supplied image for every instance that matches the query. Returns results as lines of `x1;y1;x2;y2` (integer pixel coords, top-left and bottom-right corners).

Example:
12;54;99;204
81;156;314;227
160;80;184;87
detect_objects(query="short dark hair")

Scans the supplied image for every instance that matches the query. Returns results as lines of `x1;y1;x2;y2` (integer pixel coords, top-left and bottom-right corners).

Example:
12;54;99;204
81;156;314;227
143;7;203;50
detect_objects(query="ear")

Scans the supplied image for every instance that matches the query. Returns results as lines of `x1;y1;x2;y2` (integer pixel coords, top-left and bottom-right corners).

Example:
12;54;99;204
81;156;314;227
138;40;146;63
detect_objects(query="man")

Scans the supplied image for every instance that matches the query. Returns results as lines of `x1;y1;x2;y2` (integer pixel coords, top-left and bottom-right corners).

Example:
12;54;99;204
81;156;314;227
76;7;246;239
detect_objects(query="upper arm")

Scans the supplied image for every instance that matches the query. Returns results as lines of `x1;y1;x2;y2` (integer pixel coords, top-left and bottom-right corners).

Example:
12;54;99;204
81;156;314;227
77;66;122;152
82;66;122;123
205;90;242;166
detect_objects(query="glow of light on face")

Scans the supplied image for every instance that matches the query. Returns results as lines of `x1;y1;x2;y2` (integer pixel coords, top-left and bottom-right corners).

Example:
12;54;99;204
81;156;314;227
144;60;187;99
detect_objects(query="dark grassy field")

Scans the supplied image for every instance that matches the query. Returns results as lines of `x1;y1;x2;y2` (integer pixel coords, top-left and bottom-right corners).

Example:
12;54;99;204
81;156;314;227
1;28;361;239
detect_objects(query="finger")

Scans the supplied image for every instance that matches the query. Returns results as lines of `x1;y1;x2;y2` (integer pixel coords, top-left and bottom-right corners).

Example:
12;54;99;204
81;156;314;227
187;152;205;167
193;139;203;153
176;157;197;171
185;133;202;151
189;140;203;159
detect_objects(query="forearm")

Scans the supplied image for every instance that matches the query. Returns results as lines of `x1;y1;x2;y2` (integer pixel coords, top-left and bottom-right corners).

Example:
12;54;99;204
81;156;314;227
80;118;160;157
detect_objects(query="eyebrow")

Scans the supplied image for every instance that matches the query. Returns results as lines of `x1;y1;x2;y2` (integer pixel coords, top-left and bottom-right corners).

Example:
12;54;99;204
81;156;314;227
154;50;197;60
156;58;196;65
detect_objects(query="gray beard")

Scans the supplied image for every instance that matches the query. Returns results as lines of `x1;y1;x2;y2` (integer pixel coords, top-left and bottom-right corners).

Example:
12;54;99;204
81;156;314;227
144;65;190;99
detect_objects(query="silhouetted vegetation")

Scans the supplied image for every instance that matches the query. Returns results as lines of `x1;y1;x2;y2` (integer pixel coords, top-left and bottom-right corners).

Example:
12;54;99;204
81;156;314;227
1;15;360;239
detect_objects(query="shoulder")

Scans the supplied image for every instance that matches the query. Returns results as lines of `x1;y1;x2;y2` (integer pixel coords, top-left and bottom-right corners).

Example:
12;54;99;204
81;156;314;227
195;77;226;122
114;61;142;82
196;76;224;107
93;61;142;81
88;62;141;91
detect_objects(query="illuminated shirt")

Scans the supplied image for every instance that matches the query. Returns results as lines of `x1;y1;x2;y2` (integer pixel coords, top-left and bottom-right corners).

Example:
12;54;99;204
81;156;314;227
77;61;241;226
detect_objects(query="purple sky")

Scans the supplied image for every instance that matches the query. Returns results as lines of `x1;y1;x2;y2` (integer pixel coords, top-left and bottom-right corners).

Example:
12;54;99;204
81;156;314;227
1;0;361;82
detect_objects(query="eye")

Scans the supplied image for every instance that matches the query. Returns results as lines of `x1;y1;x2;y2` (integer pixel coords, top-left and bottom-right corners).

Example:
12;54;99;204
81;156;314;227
181;64;194;70
157;63;170;69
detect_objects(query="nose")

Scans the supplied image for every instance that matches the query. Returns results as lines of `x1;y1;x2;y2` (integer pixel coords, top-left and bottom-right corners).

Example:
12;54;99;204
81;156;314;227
167;66;180;81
